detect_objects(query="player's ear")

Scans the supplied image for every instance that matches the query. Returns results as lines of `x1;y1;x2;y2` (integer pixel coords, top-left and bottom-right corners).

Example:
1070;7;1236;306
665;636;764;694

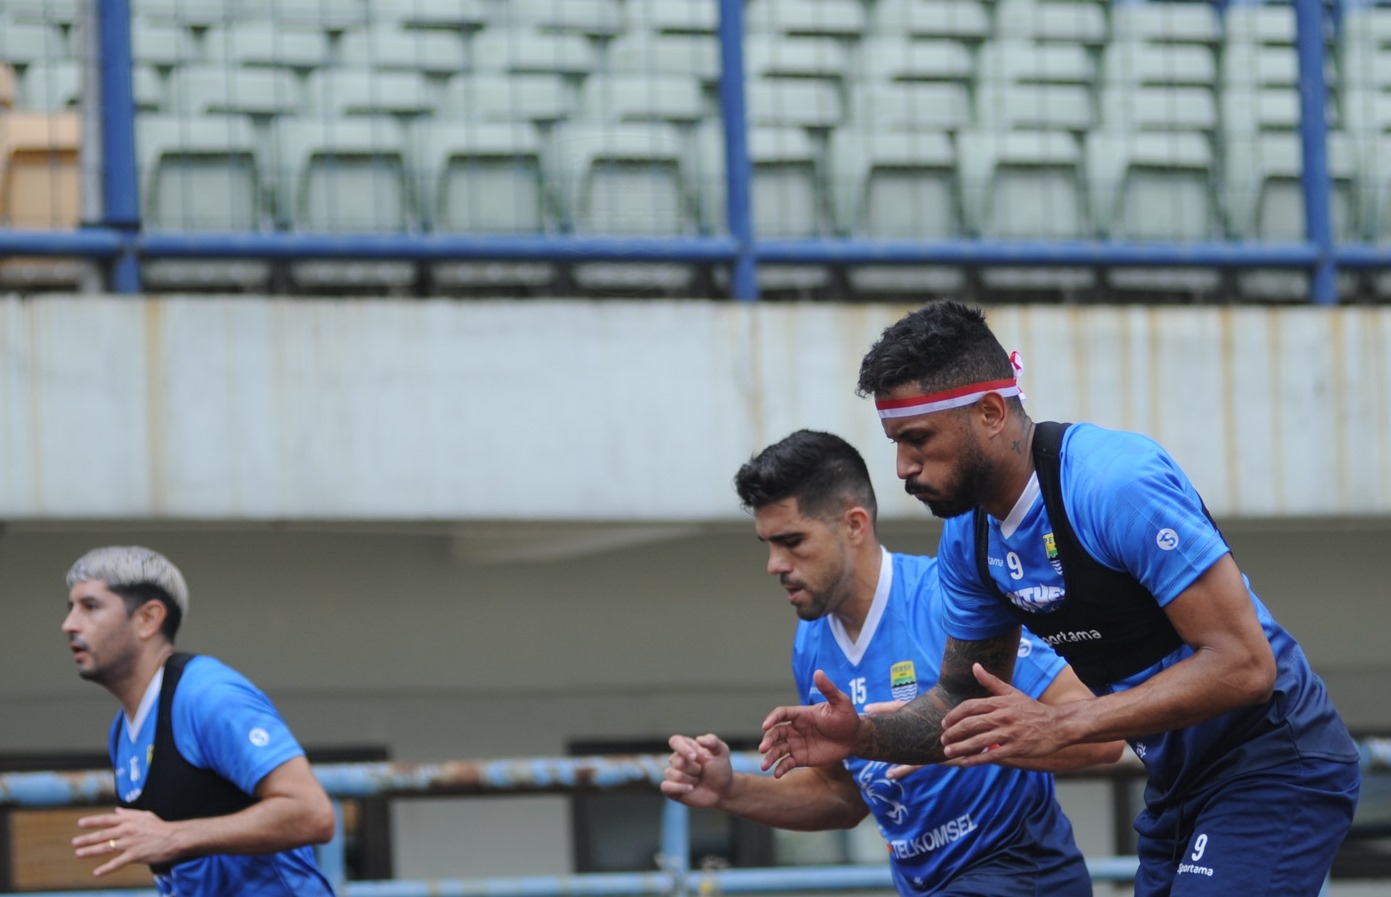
133;599;168;640
843;505;872;544
976;392;1009;436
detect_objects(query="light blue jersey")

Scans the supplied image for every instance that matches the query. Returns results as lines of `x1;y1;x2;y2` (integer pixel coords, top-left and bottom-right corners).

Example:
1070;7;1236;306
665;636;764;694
109;656;333;897
936;423;1359;810
793;549;1080;894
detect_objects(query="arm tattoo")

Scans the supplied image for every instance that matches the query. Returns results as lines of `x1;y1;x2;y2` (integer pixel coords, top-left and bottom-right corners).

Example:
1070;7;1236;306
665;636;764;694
859;630;1022;764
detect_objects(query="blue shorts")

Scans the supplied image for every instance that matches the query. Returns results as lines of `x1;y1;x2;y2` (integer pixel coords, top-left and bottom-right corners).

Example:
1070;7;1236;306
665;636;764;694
1132;756;1360;897
928;798;1092;897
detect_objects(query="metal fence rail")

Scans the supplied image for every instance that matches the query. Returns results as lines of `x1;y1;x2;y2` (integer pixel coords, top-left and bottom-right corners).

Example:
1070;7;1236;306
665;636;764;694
2;740;1387;897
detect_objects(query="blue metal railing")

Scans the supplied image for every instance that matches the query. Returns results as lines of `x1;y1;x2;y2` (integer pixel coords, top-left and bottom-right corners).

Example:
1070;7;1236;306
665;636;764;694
0;0;1379;304
2;740;1388;897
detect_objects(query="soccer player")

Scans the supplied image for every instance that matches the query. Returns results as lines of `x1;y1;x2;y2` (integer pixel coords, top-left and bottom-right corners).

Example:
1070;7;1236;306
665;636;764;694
664;430;1122;896
758;302;1361;897
62;545;337;896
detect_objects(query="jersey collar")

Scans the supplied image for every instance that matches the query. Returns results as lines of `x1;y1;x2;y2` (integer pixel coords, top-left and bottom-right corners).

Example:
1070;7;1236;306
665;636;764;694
828;546;893;666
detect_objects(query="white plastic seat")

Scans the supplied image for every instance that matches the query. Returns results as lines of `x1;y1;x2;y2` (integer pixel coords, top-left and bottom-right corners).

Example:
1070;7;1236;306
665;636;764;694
137;114;272;290
846;82;971;132
604;33;720;84
828;128;964;294
868;0;991;42
747;79;843;128
337;26;468;76
21;62;164;112
303;69;434;118
624;0;719;35
852;38;974;85
551;122;698;292
494;0;624;37
1101;42;1216;88
131;0;241;26
439;73;571;124
1086;130;1220;295
274;118;418;290
1219;86;1337;136
3;0;81;25
0;19;71;65
974;84;1092;132
976;40;1094;88
1110;2;1221;45
170;66;302;117
376;0;489;30
129;20;202;67
237;0;367;30
1224;131;1360;300
470;29;596;76
745;0;867;38
957;129;1095;293
413;120;557;291
1223;5;1296;47
743;35;848;83
992;0;1108;46
577;75;704;125
204;23;332;70
1098;86;1218;135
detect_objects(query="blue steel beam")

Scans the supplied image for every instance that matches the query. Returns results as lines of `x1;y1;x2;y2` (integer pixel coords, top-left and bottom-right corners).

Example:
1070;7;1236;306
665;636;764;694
95;0;141;293
717;0;757;301
1293;0;1337;304
0;229;125;257
754;239;1321;268
138;233;742;263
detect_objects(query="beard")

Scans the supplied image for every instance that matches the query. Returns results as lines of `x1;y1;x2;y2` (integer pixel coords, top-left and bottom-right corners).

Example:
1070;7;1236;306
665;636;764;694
905;438;992;519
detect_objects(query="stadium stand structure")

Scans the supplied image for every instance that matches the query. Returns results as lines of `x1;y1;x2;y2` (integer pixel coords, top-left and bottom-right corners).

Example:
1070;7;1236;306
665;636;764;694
0;0;1386;301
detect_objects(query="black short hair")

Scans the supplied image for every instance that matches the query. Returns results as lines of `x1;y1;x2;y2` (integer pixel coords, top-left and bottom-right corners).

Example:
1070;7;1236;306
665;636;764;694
857;300;1017;402
108;583;183;642
733;429;877;524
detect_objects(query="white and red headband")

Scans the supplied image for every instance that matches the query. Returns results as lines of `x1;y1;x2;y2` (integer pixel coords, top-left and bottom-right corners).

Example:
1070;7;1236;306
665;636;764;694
874;351;1026;421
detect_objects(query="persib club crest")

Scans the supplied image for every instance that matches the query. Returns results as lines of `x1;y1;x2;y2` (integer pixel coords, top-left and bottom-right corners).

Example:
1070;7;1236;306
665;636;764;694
1044;532;1063;575
890;661;918;702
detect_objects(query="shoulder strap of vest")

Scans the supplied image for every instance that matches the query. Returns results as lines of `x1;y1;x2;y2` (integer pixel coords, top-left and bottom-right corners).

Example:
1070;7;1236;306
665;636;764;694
1031;421;1076;549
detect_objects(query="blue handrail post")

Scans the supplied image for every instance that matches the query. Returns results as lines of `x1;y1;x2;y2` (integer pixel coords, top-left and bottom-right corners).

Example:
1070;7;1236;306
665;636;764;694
659;799;690;897
319;800;348;895
717;0;758;302
95;0;142;294
1293;0;1337;305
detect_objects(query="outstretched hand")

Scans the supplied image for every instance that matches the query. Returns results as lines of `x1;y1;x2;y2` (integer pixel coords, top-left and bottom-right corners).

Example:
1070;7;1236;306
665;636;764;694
759;670;864;778
940;663;1068;766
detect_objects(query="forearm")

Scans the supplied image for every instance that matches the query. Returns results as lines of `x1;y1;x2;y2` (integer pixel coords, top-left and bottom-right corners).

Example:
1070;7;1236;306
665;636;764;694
167;794;334;859
719;769;867;831
857;685;961;765
995;741;1124;773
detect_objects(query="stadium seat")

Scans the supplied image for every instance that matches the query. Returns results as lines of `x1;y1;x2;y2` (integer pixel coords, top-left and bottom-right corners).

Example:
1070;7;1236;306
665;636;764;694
0;18;72;66
1224;131;1360;300
237;0;368;31
0;110;84;288
3;0;81;25
1341;7;1391;91
992;0;1108;47
204;22;333;70
274;118;419;291
470;29;596;76
170;66;302;118
976;40;1094;88
867;0;992;42
974;84;1093;132
1100;43;1216;89
1223;4;1296;47
303;69;435;118
1098;86;1218;135
604;33;721;84
550;122;699;292
136;114;272;290
624;0;719;35
1086;130;1221;295
412;120;557;292
745;0;868;38
957;129;1095;294
21;62;165;112
337;26;468;77
844;82;971;132
129;19;202;68
1109;1;1221;46
493;0;624;37
576;75;705;126
827;128;965;294
439;73;571;125
746;79;843;129
851;38;974;86
743;34;848;83
694;124;833;293
372;0;490;31
131;0;240;26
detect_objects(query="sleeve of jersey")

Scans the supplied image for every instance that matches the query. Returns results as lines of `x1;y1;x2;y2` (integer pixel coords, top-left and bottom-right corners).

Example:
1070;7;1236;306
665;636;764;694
1065;428;1231;607
789;627;819;705
937;518;1020;640
1010;634;1068;700
172;659;308;795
